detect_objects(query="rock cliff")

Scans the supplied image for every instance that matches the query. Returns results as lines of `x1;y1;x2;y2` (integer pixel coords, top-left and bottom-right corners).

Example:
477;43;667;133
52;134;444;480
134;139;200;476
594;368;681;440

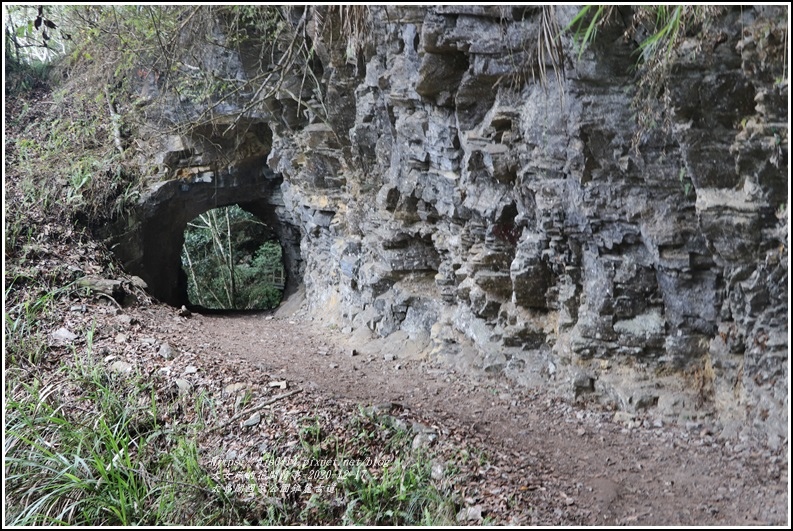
110;6;788;445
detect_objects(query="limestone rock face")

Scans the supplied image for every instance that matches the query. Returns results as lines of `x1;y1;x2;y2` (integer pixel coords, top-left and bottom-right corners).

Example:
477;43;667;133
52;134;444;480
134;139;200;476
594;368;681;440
115;6;787;445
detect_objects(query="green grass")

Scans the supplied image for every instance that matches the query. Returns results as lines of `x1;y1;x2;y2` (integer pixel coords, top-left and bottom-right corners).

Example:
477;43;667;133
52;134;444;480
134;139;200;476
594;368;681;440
5;338;461;526
3;280;74;365
4;353;243;526
299;414;456;526
4;8;486;523
566;5;614;60
566;4;700;60
564;4;745;147
340;454;453;525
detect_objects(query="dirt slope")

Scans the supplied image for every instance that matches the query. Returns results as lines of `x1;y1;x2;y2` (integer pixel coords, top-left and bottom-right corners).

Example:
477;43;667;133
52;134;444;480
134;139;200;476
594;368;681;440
173;304;788;526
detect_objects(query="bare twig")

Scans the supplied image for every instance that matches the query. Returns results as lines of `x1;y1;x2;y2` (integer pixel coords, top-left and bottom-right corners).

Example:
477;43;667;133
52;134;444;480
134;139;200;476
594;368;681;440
221;9;309;135
104;86;124;156
209;389;302;432
96;292;124;310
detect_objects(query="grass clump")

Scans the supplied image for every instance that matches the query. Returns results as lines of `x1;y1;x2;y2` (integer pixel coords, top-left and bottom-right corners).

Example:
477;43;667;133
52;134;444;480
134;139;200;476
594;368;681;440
4;353;244;526
4;322;462;526
565;5;743;143
211;408;459;526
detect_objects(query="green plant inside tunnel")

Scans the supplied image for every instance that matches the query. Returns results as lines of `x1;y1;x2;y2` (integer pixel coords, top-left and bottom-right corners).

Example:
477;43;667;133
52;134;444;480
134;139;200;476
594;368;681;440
181;204;285;310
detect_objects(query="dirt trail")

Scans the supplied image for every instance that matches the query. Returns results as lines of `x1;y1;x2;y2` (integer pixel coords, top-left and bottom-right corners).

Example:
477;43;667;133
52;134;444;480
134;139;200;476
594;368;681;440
174;307;787;526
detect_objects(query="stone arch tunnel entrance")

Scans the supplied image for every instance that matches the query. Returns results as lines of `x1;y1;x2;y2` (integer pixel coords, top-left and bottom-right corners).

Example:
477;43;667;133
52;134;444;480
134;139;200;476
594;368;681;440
103;152;302;308
113;170;302;306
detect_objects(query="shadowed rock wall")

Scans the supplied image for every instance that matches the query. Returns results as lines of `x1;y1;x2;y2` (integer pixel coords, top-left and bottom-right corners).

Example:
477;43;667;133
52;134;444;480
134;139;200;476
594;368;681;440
114;5;788;445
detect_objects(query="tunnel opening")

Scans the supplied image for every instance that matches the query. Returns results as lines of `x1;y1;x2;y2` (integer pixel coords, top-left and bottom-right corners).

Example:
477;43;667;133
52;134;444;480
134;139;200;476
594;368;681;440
101;164;303;309
181;204;285;311
98;118;304;309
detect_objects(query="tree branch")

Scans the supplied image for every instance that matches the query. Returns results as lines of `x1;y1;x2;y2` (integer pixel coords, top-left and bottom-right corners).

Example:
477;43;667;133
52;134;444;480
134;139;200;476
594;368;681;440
104;85;124;155
209;389;302;432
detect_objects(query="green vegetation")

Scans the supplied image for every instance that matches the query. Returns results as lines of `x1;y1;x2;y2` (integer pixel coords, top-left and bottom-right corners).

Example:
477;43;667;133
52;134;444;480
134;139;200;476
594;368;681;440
5;359;241;525
336;411;455;525
5;76;138;230
678;167;693;198
5;345;459;524
212;408;458;526
3;5;346;230
567;5;724;62
10;5;782;526
4;5;371;143
5;80;138;226
4;240;458;526
4;280;75;366
3;254;460;525
4;6;460;525
181;205;284;310
565;5;781;141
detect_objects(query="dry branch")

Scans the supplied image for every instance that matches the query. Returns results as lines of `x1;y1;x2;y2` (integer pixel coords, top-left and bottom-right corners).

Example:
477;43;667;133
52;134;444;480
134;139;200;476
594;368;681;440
104;85;124;155
209;388;302;432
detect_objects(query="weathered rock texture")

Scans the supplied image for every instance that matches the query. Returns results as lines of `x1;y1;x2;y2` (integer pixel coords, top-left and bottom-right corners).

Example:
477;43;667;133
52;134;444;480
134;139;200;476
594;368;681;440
110;6;788;445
